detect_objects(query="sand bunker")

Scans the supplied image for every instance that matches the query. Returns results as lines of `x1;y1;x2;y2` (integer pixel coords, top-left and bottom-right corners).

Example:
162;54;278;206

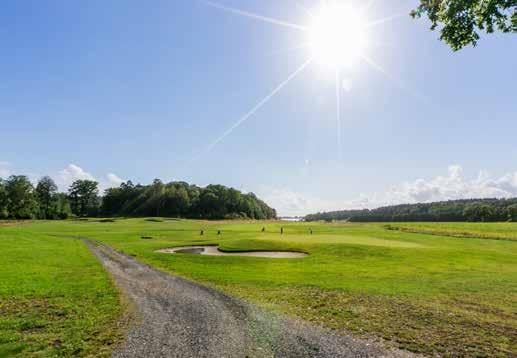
156;246;308;258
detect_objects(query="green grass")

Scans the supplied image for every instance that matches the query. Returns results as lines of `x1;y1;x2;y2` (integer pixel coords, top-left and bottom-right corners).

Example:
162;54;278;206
385;222;517;241
0;223;125;357
3;219;516;356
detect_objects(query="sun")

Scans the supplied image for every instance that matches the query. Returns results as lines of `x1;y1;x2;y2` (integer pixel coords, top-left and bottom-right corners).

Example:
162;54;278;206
199;0;407;158
309;3;368;69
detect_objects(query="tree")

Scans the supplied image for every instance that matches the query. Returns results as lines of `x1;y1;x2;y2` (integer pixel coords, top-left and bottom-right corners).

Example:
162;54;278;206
411;0;517;50
463;203;496;222
305;198;516;222
5;175;37;219
35;176;58;219
68;180;99;217
507;204;517;221
55;193;72;219
0;179;8;219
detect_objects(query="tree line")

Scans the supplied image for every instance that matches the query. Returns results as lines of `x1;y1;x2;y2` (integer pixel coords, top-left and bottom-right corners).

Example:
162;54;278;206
102;180;276;219
305;198;517;223
0;175;276;220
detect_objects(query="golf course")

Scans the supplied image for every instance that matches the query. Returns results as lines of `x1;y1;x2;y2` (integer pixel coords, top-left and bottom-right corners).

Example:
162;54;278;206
1;219;515;357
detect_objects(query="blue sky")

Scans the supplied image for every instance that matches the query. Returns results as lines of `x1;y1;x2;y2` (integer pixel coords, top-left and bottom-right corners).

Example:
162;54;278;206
1;0;516;215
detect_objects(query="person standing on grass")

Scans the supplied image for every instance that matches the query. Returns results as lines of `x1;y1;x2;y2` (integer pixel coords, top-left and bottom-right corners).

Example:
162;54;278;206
309;228;313;235
281;227;284;235
200;229;204;236
262;227;265;233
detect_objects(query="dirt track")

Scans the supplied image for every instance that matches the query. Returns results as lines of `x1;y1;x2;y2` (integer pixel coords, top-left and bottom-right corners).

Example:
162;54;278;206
85;240;416;358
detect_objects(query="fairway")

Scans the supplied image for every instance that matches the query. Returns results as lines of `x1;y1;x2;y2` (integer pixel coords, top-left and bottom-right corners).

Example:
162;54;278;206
3;219;515;357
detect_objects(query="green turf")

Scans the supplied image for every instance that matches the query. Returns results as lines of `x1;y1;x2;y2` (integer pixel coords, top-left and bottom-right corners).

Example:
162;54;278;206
0;223;125;357
385;222;517;241
3;219;516;356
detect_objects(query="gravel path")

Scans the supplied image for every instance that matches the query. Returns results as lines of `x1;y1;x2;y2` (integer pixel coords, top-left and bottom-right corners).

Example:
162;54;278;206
85;240;416;358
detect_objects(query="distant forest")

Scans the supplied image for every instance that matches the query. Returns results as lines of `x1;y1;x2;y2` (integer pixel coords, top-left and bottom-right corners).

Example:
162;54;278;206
0;175;276;220
305;198;517;222
102;180;276;219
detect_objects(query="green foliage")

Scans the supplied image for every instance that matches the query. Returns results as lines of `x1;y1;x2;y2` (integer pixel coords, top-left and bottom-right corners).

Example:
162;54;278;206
463;202;495;221
412;0;517;50
305;198;517;222
0;174;275;221
0;179;8;219
35;176;58;219
68;180;100;217
55;193;72;219
102;181;276;220
507;203;517;221
4;176;37;219
0;175;71;220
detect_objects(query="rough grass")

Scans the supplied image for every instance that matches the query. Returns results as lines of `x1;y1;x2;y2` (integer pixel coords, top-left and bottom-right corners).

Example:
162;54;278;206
0;228;125;357
0;221;31;228
6;219;517;356
385;222;517;241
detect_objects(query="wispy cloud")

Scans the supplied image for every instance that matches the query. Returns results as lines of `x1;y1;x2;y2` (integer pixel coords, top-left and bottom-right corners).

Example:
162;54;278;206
261;165;517;216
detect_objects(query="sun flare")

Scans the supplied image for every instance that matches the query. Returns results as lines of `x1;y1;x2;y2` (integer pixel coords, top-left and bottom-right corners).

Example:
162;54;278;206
309;3;367;69
200;0;410;157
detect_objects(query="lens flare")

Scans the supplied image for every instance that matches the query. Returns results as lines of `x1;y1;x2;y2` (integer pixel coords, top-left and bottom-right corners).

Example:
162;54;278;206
309;3;367;69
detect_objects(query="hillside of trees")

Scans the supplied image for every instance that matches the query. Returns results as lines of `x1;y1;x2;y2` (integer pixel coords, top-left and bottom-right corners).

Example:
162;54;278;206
0;175;276;220
305;198;517;223
102;180;276;219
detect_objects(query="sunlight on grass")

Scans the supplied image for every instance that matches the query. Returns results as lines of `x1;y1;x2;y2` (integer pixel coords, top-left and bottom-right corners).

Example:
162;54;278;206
4;218;516;356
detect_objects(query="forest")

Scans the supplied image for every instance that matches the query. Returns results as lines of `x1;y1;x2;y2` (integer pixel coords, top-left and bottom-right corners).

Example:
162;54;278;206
0;175;276;220
305;198;517;222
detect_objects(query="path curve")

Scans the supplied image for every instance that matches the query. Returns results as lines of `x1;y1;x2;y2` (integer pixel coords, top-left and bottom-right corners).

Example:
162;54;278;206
85;240;416;358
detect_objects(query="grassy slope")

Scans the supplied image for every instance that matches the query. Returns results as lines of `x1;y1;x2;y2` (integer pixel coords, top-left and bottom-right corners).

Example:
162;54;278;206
13;219;517;356
0;223;124;357
385;222;517;241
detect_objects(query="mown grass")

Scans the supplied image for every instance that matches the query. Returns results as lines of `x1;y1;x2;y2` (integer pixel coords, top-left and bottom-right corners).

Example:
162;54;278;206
5;219;517;356
0;224;125;357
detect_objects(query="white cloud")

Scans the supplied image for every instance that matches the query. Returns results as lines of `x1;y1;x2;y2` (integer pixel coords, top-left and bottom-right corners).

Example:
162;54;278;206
55;164;96;190
262;165;517;216
106;173;124;187
380;165;517;205
54;164;124;193
258;188;344;217
1;161;124;193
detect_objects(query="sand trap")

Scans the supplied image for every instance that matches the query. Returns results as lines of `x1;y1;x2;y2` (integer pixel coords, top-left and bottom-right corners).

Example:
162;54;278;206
156;246;308;258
